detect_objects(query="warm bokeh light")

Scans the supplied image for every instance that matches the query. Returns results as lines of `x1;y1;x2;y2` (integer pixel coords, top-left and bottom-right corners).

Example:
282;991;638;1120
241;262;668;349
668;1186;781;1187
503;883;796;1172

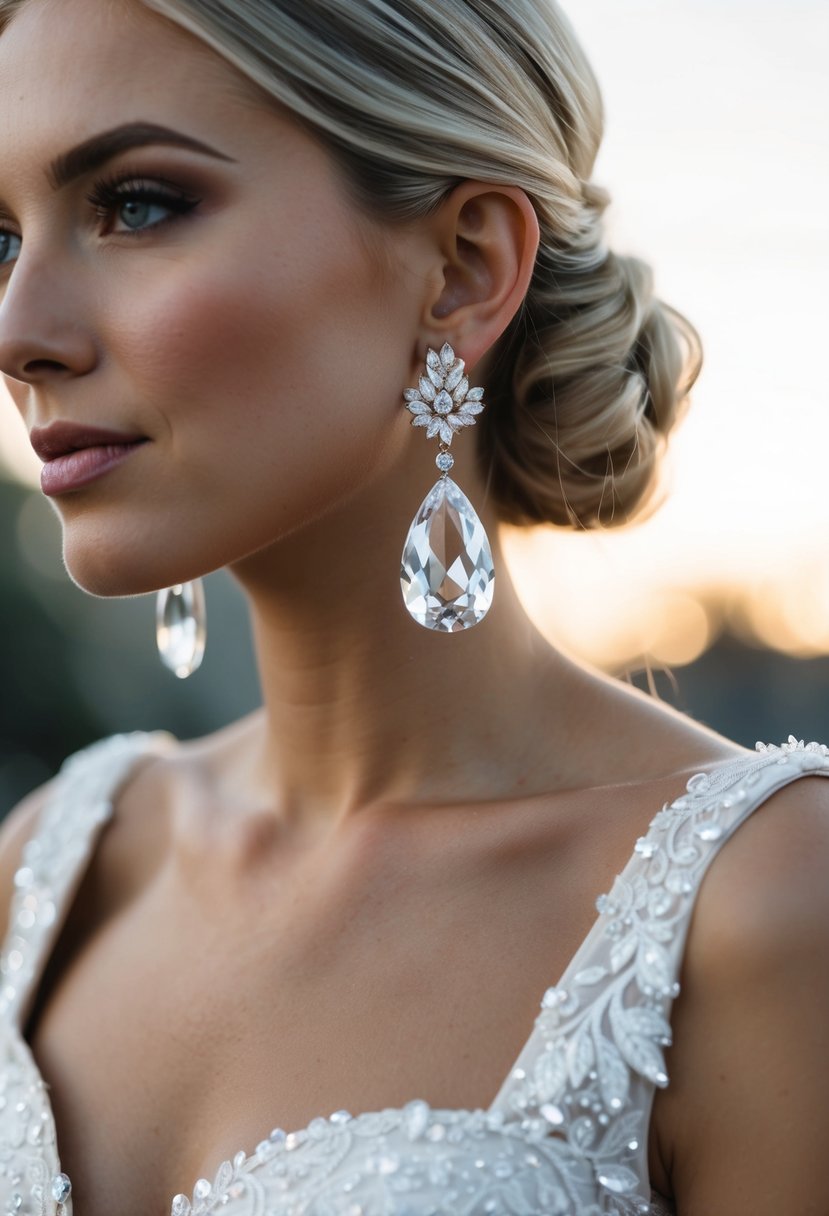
1;0;827;668
503;0;829;665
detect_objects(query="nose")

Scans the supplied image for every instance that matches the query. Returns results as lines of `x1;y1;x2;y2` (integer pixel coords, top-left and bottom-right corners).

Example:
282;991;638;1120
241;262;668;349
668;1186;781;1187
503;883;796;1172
0;249;98;384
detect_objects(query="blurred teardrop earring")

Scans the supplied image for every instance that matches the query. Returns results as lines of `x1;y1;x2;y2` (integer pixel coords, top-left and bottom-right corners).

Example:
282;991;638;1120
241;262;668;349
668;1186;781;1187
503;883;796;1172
156;580;207;678
400;343;495;631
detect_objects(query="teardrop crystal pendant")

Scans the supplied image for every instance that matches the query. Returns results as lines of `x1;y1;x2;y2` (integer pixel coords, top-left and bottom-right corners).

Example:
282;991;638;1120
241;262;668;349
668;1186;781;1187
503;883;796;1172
156;580;206;678
401;475;495;632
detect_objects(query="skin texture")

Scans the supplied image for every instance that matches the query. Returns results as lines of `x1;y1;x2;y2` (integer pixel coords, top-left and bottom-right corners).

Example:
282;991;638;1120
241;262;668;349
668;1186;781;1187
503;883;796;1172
1;2;828;1214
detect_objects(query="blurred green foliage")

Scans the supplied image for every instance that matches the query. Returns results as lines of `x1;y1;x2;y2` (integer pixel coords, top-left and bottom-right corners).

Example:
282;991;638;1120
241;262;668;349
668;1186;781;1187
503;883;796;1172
1;478;104;802
0;475;260;813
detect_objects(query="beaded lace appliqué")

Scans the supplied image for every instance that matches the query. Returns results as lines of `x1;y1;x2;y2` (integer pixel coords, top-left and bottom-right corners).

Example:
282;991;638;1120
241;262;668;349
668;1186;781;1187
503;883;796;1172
0;734;827;1216
489;736;829;1215
0;733;171;1216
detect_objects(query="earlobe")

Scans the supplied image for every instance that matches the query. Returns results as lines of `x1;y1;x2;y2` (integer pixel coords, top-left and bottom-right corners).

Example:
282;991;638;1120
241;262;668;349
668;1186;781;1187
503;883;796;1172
423;182;540;368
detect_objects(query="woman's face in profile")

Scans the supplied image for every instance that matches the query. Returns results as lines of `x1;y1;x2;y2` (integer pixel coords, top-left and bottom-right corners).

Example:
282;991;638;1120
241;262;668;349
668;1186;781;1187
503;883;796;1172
0;0;423;595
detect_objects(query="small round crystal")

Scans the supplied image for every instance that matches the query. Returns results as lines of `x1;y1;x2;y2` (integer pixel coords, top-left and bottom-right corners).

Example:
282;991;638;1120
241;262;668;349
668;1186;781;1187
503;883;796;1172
436;451;454;472
51;1174;72;1204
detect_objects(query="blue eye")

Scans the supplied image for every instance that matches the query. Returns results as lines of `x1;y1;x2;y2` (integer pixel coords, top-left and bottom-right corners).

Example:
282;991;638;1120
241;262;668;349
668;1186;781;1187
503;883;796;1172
114;197;177;233
0;230;21;266
87;174;201;238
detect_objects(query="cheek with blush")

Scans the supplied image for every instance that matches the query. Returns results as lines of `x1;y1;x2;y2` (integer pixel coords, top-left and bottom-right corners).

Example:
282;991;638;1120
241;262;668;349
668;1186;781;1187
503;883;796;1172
65;209;415;592
118;255;398;494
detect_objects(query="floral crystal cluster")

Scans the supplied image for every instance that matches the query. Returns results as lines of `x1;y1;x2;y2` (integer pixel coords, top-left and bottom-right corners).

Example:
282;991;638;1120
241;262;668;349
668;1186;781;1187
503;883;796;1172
404;343;485;446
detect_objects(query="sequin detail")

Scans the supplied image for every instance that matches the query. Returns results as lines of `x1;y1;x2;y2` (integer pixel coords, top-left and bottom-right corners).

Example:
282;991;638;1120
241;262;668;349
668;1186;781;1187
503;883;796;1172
0;733;173;1216
491;737;829;1212
169;1105;605;1216
0;734;826;1216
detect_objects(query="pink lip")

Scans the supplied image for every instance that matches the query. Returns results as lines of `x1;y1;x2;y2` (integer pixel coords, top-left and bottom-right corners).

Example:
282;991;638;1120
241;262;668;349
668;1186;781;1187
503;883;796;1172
29;422;149;496
30;422;146;461
40;441;147;496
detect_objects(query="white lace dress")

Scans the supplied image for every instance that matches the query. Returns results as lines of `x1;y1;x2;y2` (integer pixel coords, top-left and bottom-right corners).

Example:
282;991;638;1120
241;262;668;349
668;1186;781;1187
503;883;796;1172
0;731;826;1216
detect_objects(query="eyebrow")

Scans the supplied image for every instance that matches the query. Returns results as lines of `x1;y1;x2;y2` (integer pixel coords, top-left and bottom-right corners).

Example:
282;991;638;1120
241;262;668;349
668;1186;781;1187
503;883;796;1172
46;121;236;191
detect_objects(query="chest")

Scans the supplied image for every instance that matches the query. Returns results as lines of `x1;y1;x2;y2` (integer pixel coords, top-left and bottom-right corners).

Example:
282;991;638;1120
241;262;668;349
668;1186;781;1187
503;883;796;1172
22;796;663;1216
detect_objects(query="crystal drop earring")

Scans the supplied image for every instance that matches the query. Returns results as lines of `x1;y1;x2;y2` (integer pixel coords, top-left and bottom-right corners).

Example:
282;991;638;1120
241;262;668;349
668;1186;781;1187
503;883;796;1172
400;343;495;632
156;580;207;678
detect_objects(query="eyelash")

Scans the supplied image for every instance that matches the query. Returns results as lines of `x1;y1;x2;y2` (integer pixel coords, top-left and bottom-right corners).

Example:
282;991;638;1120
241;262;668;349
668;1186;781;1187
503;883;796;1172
0;171;202;270
85;171;201;236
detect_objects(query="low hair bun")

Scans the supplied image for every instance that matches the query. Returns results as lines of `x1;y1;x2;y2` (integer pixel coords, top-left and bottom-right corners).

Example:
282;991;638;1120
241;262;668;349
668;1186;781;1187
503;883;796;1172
480;215;703;530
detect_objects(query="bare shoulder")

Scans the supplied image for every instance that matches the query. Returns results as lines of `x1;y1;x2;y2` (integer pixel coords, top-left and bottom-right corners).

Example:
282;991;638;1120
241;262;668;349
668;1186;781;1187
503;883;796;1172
77;714;268;909
655;771;829;1214
0;776;62;945
559;656;752;790
0;727;202;952
693;769;829;953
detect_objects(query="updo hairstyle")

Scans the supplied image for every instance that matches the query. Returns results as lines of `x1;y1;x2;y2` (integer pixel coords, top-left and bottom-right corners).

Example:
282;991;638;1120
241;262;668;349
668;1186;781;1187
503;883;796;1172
0;0;702;529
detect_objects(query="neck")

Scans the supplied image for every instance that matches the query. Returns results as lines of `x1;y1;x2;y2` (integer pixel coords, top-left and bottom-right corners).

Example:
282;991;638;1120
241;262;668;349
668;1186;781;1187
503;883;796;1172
230;441;578;825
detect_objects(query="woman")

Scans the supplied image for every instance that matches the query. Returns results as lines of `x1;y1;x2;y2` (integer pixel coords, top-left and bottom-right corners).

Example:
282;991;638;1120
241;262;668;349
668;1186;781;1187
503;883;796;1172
0;1;827;1213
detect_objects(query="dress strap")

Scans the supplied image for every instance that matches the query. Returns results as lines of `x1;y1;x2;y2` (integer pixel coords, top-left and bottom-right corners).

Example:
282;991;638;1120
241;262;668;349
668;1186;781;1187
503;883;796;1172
489;737;829;1211
0;731;174;1033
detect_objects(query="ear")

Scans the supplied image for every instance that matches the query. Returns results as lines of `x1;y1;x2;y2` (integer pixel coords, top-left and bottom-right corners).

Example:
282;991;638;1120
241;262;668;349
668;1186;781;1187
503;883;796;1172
416;181;540;376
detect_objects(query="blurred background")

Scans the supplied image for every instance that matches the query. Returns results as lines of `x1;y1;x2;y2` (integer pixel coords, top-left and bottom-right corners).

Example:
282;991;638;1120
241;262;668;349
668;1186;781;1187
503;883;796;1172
1;0;828;811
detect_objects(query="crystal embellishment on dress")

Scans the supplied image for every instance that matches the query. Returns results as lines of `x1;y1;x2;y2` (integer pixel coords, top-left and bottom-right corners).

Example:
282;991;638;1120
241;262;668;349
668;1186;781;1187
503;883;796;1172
401;343;494;631
3;732;829;1216
51;1172;72;1203
156;580;206;678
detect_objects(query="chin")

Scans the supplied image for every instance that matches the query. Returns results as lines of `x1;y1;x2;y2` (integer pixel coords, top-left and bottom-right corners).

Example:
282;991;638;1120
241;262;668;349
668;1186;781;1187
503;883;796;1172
63;554;164;600
60;525;203;600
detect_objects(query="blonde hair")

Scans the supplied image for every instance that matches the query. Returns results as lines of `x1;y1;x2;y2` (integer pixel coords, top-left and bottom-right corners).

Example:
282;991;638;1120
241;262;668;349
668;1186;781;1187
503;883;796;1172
0;0;702;528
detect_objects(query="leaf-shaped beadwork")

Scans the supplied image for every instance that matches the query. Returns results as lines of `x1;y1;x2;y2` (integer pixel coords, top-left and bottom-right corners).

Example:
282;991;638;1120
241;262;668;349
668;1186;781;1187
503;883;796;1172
534;1043;568;1103
595;1037;630;1112
617;1006;673;1046
489;737;829;1216
636;942;673;996
609;998;669;1087
610;933;637;974
574;966;608;987
567;1026;594;1088
597;1164;639;1195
